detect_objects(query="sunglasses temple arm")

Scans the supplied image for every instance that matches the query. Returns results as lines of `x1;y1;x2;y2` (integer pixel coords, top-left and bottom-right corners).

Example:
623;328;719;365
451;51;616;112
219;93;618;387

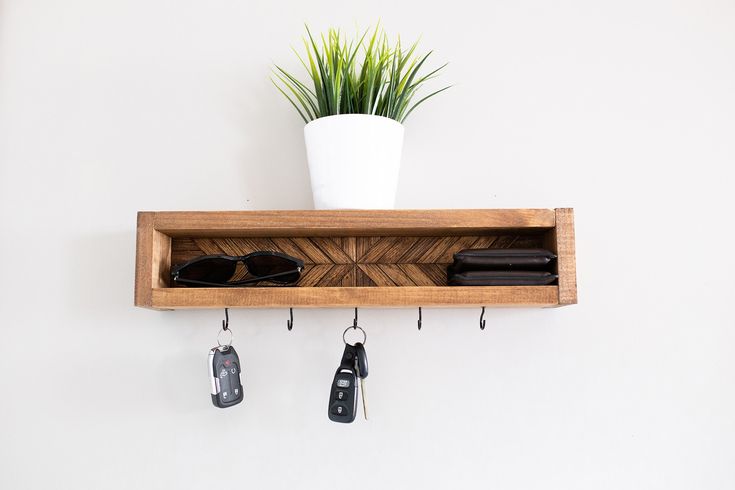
225;267;302;285
172;268;302;287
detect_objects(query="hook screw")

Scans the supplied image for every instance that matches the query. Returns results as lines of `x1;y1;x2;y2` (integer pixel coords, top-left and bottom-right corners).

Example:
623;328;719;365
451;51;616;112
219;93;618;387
480;307;486;330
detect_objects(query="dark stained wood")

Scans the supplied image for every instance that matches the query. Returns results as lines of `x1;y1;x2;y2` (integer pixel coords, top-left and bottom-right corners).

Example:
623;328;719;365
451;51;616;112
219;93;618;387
169;234;546;287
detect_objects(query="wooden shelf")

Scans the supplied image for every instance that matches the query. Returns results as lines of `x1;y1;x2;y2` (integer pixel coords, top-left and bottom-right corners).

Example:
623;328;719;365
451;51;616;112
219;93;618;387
134;209;577;310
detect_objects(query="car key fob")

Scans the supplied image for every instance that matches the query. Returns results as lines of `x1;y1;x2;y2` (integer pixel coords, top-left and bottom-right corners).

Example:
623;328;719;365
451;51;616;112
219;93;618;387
328;344;358;423
354;342;368;378
208;345;244;408
328;369;357;423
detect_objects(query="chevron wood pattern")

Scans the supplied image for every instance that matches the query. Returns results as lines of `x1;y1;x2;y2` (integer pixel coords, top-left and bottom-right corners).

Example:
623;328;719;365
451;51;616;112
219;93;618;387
170;234;546;287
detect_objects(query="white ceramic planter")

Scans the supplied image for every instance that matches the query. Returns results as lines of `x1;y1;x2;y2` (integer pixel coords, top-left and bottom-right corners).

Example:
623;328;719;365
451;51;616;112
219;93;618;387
304;114;404;209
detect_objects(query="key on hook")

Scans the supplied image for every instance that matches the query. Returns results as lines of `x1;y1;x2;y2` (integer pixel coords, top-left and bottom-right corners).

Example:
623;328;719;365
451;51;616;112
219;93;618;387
354;342;369;420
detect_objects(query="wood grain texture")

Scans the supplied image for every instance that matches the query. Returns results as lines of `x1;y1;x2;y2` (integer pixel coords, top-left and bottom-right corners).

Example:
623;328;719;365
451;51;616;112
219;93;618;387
554;208;578;304
134;212;154;307
151;209;556;237
135;212;173;307
170;234;546;287
134;209;577;310
153;230;171;289
150;286;559;309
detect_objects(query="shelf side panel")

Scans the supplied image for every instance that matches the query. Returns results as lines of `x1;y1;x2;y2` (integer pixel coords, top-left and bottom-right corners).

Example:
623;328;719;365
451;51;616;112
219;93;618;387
135;212;172;309
134;212;154;307
554;208;578;305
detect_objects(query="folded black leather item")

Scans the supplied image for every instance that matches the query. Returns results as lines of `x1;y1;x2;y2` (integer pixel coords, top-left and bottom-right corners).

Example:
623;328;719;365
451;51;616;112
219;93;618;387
450;248;557;273
447;270;558;286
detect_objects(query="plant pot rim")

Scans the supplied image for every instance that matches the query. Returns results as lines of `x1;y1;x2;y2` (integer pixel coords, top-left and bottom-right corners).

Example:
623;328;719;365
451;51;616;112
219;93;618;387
305;113;404;129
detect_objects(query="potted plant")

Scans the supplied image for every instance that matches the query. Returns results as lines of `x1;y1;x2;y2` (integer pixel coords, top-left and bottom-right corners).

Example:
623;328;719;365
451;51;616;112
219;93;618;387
273;25;449;209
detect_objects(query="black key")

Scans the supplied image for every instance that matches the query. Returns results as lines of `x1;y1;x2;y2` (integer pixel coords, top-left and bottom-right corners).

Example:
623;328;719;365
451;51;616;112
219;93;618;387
354;342;369;420
328;369;357;423
328;343;358;423
208;346;244;408
354;342;368;379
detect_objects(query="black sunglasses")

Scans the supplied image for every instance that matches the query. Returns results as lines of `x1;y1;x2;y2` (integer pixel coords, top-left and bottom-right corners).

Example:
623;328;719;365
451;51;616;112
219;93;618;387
171;251;304;287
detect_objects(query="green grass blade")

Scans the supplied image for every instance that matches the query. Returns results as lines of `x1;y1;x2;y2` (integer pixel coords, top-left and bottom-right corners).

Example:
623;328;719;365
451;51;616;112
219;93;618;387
399;85;452;123
274;24;448;122
271;77;310;123
274;66;319;116
272;72;316;120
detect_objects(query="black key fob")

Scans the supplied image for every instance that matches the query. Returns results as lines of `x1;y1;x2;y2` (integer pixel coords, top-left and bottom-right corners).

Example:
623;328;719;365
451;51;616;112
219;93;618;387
354;342;368;378
208;346;244;408
328;344;358;423
329;369;357;423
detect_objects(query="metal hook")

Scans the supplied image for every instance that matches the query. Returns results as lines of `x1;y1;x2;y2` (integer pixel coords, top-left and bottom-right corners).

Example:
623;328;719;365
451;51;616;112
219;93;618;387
480;307;486;330
217;308;232;347
418;307;422;331
352;307;358;329
287;308;294;331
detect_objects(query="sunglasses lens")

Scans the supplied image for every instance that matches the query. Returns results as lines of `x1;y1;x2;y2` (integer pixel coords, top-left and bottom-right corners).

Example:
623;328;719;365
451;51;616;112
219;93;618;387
246;255;300;283
176;258;237;285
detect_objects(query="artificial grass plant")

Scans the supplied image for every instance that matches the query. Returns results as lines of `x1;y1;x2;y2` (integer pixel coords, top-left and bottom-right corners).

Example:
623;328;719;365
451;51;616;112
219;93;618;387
272;24;449;124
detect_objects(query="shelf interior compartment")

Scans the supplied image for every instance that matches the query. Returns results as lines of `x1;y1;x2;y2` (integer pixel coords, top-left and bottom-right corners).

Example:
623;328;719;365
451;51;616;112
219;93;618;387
170;231;550;288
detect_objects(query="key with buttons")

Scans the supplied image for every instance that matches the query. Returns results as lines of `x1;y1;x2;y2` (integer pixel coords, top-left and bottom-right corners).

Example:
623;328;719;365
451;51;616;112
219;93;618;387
208;310;243;409
328;323;370;424
209;345;244;408
328;343;358;423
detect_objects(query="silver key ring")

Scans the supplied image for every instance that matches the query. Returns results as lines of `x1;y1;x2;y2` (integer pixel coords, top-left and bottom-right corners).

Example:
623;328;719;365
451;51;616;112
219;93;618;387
342;326;366;346
217;328;233;348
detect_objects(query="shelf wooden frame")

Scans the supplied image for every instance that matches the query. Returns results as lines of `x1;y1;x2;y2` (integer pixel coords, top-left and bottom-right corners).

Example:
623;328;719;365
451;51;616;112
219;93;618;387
134;209;577;310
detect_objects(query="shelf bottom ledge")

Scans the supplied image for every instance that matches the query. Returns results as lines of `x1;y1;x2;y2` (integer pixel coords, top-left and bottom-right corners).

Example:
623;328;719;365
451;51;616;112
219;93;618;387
144;286;561;310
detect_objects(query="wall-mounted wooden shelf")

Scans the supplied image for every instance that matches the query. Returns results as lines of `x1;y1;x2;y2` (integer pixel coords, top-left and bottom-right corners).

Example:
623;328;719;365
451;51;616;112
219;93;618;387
134;209;577;310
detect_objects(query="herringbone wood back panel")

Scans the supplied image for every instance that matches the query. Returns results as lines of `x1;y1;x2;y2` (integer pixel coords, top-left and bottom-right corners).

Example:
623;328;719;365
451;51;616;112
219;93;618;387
171;234;545;287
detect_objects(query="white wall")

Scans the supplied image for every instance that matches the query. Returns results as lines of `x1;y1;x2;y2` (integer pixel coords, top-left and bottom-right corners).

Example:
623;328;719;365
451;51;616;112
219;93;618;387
1;1;734;489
